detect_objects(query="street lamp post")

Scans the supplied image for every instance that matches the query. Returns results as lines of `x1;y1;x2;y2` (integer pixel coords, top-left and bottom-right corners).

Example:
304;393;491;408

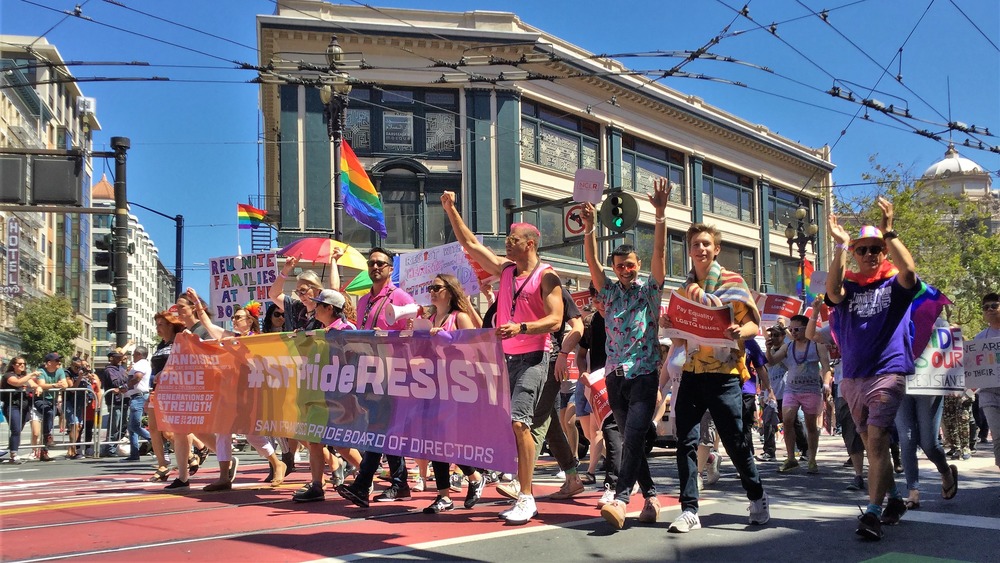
784;206;819;304
320;35;353;242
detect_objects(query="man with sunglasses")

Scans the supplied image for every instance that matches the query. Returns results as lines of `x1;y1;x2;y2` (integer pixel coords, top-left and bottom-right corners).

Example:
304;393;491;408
580;178;671;530
336;248;418;507
826;197;919;540
973;293;1000;473
441;192;564;524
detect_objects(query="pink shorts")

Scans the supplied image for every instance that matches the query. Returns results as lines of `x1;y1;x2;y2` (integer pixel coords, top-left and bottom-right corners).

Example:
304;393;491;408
839;374;906;433
782;391;824;416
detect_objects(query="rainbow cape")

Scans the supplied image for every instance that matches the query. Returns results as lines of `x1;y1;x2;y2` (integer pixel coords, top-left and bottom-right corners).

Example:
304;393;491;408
237;203;266;230
341;141;386;237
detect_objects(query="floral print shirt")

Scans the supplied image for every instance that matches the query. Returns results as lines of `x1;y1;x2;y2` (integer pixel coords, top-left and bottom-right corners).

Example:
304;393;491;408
598;275;663;379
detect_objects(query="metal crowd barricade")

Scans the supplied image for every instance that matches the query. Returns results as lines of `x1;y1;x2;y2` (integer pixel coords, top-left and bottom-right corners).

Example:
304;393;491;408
0;387;100;458
95;388;132;457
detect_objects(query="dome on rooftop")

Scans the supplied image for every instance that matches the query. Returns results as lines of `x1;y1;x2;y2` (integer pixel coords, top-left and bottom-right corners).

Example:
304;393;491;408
921;144;985;178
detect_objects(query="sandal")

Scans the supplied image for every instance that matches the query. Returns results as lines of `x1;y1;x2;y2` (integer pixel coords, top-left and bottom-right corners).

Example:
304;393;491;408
903;499;920;510
149;466;172;482
188;455;200;476
580;472;597;485
942;464;958;500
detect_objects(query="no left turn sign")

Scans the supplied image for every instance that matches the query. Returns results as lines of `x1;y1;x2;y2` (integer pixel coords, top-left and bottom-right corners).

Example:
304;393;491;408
564;203;586;240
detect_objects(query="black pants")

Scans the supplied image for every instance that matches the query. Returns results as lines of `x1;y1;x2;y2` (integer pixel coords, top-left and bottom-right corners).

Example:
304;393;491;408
762;399;808;456
606;372;657;502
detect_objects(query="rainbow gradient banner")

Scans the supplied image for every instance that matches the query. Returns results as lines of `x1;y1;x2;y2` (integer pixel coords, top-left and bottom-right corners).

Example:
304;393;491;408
154;330;516;472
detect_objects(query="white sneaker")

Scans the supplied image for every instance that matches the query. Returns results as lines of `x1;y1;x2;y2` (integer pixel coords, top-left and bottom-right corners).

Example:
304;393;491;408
412;476;425;493
555;470;566;479
504;493;537;524
597;483;616;508
668;510;702;533
748;492;770;525
706;452;721;486
697;473;704;491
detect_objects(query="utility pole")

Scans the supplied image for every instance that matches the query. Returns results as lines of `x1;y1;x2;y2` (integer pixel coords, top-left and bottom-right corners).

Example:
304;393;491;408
111;137;130;348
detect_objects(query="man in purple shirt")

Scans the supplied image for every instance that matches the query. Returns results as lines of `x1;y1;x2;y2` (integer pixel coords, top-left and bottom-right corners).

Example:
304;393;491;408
334;247;417;507
826;197;919;541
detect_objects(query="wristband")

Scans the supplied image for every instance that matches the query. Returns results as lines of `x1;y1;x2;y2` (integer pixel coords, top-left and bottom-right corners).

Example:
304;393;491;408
584;226;596;235
277;272;288;279
835;243;849;252
558;351;569;356
655;216;665;224
882;230;899;240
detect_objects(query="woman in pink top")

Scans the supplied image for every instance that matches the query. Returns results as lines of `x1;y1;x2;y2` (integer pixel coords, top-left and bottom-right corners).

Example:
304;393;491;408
420;274;487;513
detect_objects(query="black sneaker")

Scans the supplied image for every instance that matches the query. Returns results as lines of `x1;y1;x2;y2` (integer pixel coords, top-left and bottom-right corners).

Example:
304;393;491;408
846;475;865;491
422;495;455;514
375;484;412;502
165;478;190;491
856;511;883;540
754;452;776;462
880;497;907;525
120;456;142;462
464;478;485;509
292;482;325;503
336;484;370;508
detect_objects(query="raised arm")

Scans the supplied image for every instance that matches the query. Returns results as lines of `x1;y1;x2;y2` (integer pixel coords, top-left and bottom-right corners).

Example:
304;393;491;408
185;288;228;340
328;246;343;290
441;191;506;276
269;255;299;311
649;178;670;286
825;213;851;305
805;296;824;342
581;202;607;292
878;197;916;289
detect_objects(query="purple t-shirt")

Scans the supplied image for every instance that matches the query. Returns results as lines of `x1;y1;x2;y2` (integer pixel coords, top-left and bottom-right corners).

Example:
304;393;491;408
829;274;919;379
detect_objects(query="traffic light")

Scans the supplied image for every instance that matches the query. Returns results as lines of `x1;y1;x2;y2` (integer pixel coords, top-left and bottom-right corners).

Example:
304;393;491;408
599;191;638;233
106;310;117;332
94;233;115;284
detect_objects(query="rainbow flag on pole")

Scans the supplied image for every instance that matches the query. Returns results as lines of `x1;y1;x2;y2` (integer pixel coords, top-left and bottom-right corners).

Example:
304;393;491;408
237;203;266;230
341;141;387;237
797;258;817;303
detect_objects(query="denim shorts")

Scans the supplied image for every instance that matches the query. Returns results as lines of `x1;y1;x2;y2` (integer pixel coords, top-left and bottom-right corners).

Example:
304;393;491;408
840;374;905;433
507;351;548;425
573;382;593;416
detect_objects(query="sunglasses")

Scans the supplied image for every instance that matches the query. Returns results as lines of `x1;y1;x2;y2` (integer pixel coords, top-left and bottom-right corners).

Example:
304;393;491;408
233;315;248;321
368;259;389;269
427;284;447;293
789;327;804;332
854;245;884;256
983;302;1000;312
613;263;638;272
272;311;285;317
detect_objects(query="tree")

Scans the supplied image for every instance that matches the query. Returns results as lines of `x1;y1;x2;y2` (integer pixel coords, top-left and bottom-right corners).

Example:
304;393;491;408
833;158;998;334
13;295;83;366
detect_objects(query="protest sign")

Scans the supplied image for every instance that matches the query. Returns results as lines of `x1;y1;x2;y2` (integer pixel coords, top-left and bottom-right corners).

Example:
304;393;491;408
907;321;964;395
581;368;611;423
662;290;736;348
398;239;483;306
573;168;604;203
965;336;1000;390
155;329;518;472
756;293;804;327
208;253;277;322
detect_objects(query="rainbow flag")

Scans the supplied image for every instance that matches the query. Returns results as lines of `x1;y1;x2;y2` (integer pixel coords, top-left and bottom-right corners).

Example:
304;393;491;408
341;141;386;237
237;203;266;230
909;282;951;360
797;258;817;303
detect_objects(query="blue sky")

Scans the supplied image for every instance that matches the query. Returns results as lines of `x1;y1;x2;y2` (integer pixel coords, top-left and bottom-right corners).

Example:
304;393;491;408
3;0;997;295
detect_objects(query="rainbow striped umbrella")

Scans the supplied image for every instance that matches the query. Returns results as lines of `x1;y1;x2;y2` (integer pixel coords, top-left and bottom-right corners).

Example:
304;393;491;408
277;238;367;270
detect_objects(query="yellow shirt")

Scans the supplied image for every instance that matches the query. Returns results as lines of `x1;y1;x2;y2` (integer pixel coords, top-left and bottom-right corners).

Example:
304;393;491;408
682;298;753;381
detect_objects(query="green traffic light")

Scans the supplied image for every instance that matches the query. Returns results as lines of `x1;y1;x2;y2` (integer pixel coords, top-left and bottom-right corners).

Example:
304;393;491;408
614;217;623;228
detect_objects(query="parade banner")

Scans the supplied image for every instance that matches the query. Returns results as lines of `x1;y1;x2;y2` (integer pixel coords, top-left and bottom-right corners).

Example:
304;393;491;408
208;253;278;321
755;293;804;327
965;336;1000;390
154;329;517;472
581;368;611;423
907;321;964;395
663;290;736;349
398;239;483;306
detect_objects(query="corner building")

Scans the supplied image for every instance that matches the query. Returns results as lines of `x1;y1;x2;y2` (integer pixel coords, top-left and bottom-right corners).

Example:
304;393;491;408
257;3;834;296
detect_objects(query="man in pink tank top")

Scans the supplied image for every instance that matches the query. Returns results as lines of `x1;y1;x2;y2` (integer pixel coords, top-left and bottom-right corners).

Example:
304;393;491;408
442;191;564;524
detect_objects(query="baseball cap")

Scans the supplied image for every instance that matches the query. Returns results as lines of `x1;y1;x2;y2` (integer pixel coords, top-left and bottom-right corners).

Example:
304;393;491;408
312;289;346;309
852;225;883;245
44;352;62;362
107;348;125;358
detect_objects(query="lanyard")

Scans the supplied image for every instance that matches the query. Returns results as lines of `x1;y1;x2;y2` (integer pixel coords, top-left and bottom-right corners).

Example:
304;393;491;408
510;262;541;317
362;287;395;329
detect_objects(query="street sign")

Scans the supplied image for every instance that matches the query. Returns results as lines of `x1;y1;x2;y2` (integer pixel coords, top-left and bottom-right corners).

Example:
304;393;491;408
564;203;586;240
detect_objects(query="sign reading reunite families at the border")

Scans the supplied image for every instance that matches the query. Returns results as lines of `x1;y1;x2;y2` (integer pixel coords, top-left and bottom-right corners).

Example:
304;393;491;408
965;336;1000;390
397;239;483;306
662;290;736;348
906;321;964;395
153;329;518;472
208;253;278;321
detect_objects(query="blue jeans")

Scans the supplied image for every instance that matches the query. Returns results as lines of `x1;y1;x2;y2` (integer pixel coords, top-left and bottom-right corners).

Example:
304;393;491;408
895;394;950;491
675;372;764;513
606;371;657;502
33;397;56;448
127;394;151;457
3;399;30;453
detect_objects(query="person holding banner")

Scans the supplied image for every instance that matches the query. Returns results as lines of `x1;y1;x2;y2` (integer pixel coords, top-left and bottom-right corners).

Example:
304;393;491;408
661;220;769;533
420;273;488;513
825;199;920;540
973;292;1000;472
442;191;564;525
766;315;831;474
580;178;669;530
336;248;418;507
